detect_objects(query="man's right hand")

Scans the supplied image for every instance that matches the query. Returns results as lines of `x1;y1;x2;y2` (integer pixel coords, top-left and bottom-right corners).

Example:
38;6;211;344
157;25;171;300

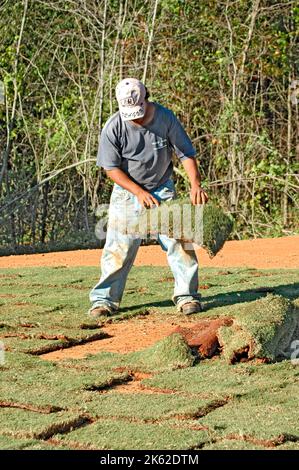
105;169;160;208
136;188;160;208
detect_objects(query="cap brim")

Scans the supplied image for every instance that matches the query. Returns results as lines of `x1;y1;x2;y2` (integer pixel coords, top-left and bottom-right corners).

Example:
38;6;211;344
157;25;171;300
119;105;145;121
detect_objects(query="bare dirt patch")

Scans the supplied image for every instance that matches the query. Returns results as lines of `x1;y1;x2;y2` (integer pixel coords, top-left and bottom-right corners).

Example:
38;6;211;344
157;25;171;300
105;371;157;394
41;314;236;364
42;315;202;361
1;236;298;269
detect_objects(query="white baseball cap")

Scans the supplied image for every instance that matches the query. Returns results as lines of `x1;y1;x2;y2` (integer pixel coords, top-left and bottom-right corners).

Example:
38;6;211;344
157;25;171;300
115;78;146;121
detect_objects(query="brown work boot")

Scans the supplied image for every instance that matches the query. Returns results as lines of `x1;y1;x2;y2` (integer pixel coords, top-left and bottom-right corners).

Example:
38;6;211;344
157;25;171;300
88;306;113;319
181;302;203;315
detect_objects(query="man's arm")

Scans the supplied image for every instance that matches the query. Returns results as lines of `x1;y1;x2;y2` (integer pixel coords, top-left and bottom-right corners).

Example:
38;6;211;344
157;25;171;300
166;111;208;205
182;158;208;205
106;168;159;208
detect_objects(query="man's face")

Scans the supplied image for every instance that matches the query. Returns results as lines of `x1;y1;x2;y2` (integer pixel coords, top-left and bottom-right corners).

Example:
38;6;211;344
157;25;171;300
130;101;149;125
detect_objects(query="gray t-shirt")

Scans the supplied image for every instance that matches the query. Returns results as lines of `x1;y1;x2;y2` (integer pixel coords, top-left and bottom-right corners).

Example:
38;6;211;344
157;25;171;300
97;102;196;190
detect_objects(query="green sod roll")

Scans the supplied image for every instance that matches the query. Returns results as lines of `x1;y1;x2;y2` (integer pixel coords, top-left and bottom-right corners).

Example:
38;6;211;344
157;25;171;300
218;294;299;363
200;202;234;258
128;199;234;258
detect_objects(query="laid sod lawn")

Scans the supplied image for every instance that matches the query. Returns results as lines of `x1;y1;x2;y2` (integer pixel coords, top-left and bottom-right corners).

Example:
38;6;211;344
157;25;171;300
55;420;209;450
0;354;133;410
0;265;299;450
200;383;299;443
142;360;299;398
202;439;262;450
0;408;88;440
0;434;70;450
84;392;223;421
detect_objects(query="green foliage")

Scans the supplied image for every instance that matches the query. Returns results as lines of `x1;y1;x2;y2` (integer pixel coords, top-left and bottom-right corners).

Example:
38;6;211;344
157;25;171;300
0;0;298;251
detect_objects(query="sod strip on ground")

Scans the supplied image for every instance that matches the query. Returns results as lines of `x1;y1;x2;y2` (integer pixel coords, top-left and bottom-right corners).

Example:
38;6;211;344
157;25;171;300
201;439;265;450
0;435;71;450
2;329;106;355
22;441;72;450
84;392;226;421
124;333;194;372
1;353;132;410
0;435;39;450
274;442;299;450
142;360;299;398
55;419;209;450
0;409;89;440
199;382;299;443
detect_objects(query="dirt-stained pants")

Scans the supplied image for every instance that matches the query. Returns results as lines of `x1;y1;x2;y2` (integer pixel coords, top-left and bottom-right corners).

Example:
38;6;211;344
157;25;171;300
89;179;201;312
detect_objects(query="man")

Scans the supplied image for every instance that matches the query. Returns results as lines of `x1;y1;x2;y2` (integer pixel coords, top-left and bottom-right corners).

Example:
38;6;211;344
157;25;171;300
89;78;208;318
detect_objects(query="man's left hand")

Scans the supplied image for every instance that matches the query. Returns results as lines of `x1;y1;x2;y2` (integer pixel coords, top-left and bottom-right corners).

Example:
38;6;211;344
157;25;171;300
190;185;209;205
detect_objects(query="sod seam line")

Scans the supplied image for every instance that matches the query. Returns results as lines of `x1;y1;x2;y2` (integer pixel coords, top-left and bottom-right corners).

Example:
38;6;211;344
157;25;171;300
0;415;92;441
223;432;299;448
0;401;64;414
84;374;133;392
46;437;96;450
27;332;107;355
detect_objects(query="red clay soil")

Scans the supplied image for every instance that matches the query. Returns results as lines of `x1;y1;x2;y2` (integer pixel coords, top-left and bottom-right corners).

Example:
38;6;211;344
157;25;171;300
1;235;299;269
174;317;233;358
105;371;160;394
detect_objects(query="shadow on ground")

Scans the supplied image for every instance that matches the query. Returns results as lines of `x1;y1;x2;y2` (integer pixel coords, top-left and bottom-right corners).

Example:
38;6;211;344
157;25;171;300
120;282;299;313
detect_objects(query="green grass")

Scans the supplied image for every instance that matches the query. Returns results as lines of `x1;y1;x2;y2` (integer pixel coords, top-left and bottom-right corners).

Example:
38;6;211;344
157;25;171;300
126;333;194;372
0;408;87;439
142;360;299;398
1;265;299;450
55;420;209;450
0;434;71;450
200;383;299;443
0;353;132;409
84;392;221;421
0;435;37;450
202;439;262;450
